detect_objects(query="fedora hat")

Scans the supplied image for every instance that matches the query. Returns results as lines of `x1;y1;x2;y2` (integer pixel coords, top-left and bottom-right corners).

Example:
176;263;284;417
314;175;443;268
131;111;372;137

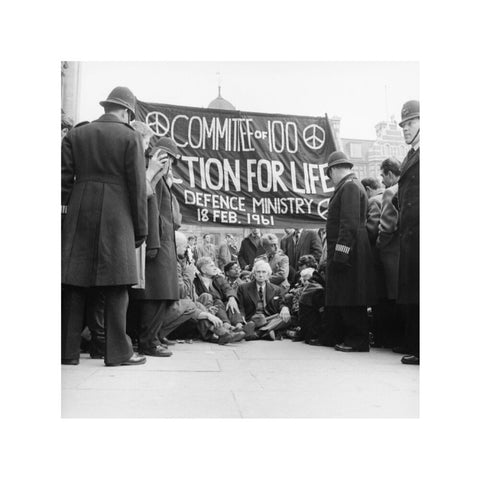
326;151;353;178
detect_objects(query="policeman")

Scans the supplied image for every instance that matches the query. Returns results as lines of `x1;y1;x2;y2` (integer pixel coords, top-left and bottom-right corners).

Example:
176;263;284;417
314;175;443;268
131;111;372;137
324;151;375;352
397;100;420;365
61;86;148;366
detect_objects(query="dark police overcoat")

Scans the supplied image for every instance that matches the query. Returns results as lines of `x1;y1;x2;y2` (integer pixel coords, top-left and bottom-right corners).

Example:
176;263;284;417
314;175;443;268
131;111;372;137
325;173;375;306
61;114;147;287
397;147;420;304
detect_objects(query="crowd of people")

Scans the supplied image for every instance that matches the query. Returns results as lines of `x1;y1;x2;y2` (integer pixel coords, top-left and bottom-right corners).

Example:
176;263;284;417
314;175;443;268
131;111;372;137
61;86;420;367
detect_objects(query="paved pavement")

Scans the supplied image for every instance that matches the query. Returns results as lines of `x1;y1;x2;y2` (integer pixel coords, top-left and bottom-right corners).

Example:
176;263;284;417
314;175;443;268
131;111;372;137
62;340;419;418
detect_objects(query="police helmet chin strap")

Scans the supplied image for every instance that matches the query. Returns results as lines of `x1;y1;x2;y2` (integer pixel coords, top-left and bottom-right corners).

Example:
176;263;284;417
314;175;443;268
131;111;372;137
407;127;420;145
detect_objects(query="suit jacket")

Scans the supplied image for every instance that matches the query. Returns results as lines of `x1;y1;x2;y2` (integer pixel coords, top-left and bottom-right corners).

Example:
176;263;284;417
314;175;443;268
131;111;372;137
217;241;232;270
193;274;236;303
325;173;375;306
366;191;384;244
61;114;147;286
376;184;400;299
237;281;284;321
283;230;323;270
238;235;265;269
397;147;420;304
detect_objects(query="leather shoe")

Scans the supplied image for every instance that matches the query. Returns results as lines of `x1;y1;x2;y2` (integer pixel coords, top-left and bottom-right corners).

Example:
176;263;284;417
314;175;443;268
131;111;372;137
305;338;323;346
335;343;369;352
62;358;79;365
159;337;175;347
218;331;246;345
401;355;419;365
105;353;147;366
138;345;172;358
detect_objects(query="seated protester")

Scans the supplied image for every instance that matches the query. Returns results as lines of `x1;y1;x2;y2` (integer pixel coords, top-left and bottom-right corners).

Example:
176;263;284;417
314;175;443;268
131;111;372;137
255;233;290;295
285;267;316;330
224;261;246;293
166;232;245;344
291;254;318;286
236;260;291;341
194;256;243;327
297;269;327;345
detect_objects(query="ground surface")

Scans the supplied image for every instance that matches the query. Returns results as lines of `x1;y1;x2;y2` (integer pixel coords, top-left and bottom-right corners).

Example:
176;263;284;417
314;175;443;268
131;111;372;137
62;339;419;418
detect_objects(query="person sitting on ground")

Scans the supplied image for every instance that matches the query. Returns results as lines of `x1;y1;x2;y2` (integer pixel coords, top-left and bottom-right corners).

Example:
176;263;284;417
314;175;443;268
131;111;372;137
255;233;290;295
165;232;245;345
194;256;243;328
236;260;291;341
223;261;245;292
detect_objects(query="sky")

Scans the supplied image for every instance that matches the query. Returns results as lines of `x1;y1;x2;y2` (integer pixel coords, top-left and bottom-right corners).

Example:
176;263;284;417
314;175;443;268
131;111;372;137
76;61;419;140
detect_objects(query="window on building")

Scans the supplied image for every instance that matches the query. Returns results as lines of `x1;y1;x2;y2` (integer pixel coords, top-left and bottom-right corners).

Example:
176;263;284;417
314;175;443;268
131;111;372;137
350;143;363;158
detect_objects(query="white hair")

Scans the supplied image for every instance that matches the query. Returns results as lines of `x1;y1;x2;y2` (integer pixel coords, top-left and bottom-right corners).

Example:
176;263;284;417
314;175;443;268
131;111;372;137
252;259;272;276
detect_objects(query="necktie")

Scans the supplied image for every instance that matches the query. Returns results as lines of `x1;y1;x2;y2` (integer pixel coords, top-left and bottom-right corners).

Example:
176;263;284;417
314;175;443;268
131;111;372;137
258;286;264;303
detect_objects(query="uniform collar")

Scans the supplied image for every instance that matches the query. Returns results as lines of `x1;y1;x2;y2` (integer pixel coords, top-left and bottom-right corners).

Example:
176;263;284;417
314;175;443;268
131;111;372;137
94;113;129;124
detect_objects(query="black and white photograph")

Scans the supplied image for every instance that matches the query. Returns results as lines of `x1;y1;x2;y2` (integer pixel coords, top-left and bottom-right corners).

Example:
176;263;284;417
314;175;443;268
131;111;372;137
60;60;420;418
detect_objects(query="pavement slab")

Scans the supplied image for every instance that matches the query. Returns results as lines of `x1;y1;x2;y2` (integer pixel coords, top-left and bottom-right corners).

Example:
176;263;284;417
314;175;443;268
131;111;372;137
61;340;419;418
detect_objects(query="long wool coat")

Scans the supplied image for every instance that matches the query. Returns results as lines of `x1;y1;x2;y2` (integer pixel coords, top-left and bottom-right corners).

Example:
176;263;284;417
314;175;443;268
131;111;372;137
139;177;179;301
397;147;420;304
61;114;147;287
325;173;375;306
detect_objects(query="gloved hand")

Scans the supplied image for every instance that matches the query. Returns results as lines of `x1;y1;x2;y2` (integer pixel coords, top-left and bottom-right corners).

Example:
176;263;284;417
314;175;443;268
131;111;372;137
146;248;159;259
135;236;146;248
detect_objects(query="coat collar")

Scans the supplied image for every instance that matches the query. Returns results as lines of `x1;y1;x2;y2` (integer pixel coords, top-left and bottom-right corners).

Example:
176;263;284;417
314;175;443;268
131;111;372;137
334;172;356;192
399;146;419;180
94;113;129;125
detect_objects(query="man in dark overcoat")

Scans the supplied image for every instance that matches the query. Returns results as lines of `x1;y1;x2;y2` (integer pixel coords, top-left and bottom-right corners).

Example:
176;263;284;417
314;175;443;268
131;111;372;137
238;228;265;270
397;100;420;365
61;86;148;366
324;151;375;352
282;228;323;272
377;158;404;350
132;137;182;357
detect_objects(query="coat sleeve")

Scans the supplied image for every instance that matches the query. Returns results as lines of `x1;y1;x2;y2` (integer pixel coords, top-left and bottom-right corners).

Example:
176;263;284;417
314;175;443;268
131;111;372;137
237;239;248;269
308;231;323;261
237;284;247;318
269;255;289;285
61;134;75;213
146;195;160;250
124;133;147;238
366;197;381;243
376;188;399;250
215;275;236;301
333;181;360;264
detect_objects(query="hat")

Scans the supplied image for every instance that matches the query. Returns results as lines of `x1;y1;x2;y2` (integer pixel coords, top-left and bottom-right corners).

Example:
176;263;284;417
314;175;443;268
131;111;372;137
251;313;267;328
99;86;136;119
325;151;353;178
399;100;419;127
151;136;181;161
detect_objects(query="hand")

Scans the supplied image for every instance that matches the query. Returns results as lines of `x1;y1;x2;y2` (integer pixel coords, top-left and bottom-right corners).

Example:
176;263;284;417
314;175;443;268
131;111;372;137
135;236;146;248
226;297;240;314
146;248;159;259
146;151;169;185
207;313;223;328
279;306;291;323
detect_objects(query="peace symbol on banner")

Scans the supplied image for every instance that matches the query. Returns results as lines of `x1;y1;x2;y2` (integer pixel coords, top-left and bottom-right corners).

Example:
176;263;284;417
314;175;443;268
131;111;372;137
146;111;170;137
303;124;326;150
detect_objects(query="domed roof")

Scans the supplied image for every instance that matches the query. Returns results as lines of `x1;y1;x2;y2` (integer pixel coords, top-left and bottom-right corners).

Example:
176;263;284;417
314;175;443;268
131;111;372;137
208;86;236;110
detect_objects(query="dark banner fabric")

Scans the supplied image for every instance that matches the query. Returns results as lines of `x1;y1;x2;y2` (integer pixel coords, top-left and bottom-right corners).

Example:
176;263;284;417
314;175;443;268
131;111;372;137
136;101;337;229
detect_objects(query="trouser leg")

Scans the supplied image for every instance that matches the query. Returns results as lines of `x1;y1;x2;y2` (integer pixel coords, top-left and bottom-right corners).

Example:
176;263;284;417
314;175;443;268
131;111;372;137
323;306;343;347
85;288;105;356
62;285;88;361
342;306;370;351
404;303;420;357
102;286;133;364
138;300;168;351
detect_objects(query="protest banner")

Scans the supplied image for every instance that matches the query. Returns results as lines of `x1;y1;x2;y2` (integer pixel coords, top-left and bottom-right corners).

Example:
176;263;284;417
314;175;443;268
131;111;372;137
136;101;338;229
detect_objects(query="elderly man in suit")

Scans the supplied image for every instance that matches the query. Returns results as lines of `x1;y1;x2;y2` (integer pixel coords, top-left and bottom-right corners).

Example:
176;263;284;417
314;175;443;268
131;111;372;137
397;100;420;365
283;228;322;272
61;86;147;366
236;260;291;340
